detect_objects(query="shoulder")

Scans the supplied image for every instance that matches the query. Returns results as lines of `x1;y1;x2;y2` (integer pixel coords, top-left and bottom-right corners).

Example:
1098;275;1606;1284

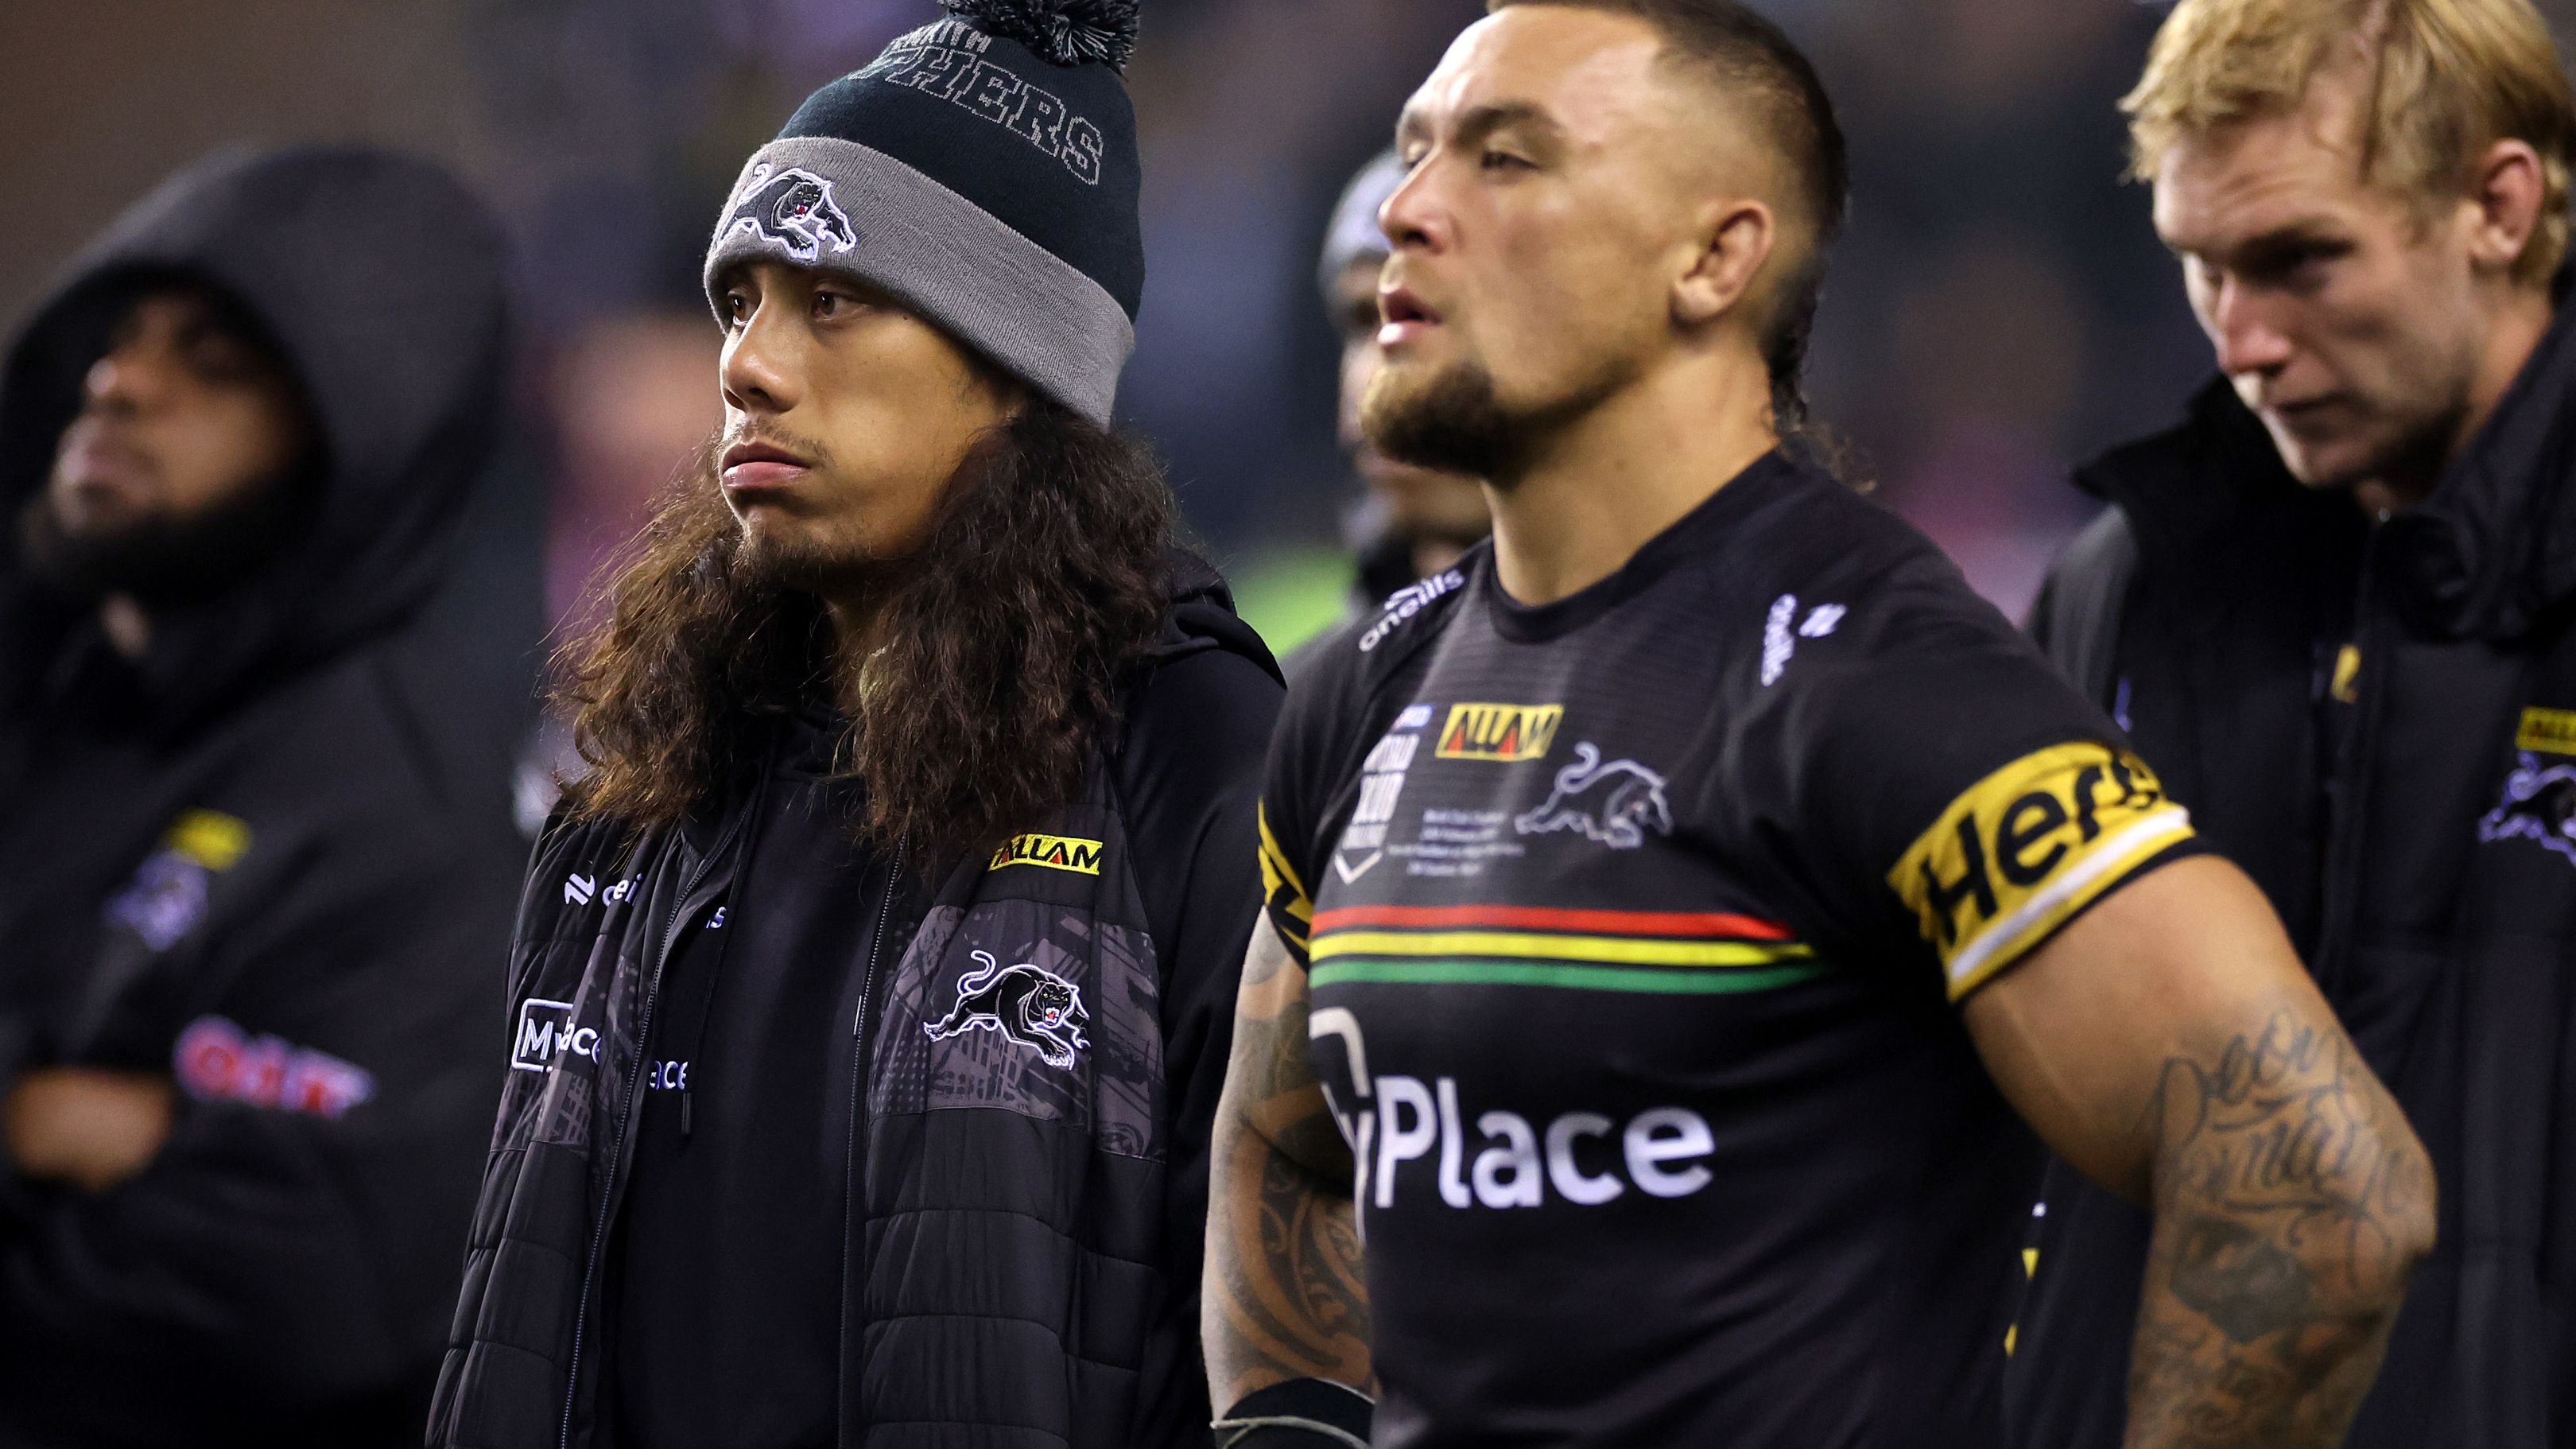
1280;554;1472;740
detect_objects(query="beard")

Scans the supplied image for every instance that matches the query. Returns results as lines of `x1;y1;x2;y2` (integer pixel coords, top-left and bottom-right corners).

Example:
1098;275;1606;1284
18;464;315;607
1363;355;1524;484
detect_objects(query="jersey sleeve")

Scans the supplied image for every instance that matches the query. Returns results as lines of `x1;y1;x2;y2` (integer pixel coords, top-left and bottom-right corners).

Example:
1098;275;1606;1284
1756;560;2199;1002
1255;622;1381;967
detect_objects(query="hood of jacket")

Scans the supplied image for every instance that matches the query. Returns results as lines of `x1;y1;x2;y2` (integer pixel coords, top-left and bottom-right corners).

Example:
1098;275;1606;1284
1154;546;1284;686
0;145;510;725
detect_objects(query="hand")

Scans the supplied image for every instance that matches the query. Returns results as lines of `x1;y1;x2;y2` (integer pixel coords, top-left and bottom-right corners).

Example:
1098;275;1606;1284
4;1068;175;1193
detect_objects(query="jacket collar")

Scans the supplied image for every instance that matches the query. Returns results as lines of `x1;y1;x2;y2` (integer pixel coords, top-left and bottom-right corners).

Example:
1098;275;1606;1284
2380;274;2576;639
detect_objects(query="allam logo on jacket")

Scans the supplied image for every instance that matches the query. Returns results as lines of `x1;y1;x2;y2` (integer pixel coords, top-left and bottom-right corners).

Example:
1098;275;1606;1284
988;833;1104;876
722;164;858;264
104;810;252;952
924;950;1091;1068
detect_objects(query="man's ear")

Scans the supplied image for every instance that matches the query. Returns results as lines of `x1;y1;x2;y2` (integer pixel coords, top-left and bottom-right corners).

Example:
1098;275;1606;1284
2464;136;2547;278
1674;196;1778;328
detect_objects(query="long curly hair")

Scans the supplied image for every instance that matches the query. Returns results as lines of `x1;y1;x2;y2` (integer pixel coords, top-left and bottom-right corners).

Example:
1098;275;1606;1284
555;398;1174;864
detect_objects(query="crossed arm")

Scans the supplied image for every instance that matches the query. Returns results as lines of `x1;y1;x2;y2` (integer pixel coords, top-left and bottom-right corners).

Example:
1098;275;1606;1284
1201;854;2434;1445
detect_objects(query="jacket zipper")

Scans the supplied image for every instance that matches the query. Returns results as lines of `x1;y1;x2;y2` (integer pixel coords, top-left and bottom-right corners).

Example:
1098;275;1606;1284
2315;528;2391;994
837;837;906;1449
558;838;730;1449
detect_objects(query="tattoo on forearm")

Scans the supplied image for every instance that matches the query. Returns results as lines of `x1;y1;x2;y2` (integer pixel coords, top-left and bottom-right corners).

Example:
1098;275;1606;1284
1205;927;1371;1408
2126;1011;2433;1449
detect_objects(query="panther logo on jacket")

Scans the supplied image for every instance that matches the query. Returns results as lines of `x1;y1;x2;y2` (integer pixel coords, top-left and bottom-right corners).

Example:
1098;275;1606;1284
1515;743;1674;851
722;165;858;264
923;950;1092;1068
2478;751;2576;866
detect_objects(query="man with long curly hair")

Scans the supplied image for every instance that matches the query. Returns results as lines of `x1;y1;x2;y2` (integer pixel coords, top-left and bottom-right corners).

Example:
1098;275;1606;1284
428;5;1284;1447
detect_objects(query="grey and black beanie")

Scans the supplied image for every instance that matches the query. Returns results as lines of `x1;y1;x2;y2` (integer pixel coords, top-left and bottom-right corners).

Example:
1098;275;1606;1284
703;0;1143;427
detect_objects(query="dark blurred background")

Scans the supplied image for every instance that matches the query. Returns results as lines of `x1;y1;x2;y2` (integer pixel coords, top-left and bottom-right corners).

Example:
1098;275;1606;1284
9;0;2574;651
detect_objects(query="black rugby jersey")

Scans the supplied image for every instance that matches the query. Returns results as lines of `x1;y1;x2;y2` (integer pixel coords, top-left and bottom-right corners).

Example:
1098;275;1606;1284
1258;452;2198;1449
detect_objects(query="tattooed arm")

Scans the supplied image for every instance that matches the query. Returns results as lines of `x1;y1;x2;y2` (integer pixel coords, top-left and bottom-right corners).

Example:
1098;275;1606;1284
1203;916;1373;1409
1965;856;2435;1449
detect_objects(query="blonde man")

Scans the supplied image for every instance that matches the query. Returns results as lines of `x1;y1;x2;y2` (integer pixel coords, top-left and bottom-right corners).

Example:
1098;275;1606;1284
2015;2;2576;1446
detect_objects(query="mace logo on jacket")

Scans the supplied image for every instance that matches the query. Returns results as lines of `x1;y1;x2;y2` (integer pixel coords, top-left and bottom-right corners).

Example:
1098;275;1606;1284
721;165;858;264
1435;702;1563;762
104;809;252;952
988;833;1104;876
924;950;1091;1068
174;1015;374;1119
1514;744;1672;850
509;997;597;1073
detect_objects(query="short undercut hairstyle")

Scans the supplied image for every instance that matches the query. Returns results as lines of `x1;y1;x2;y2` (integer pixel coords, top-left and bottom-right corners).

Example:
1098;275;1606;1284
2126;0;2576;286
1488;0;1851;430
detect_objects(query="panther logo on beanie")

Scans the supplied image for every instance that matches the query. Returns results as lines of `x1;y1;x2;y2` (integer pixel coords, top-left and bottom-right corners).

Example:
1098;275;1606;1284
720;165;860;265
703;0;1145;426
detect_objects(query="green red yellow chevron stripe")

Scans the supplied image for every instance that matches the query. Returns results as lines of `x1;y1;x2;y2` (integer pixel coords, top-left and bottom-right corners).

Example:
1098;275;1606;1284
1308;904;1825;995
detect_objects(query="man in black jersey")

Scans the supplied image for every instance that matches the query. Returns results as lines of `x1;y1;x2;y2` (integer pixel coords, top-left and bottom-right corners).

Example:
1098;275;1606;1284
1202;5;2434;1447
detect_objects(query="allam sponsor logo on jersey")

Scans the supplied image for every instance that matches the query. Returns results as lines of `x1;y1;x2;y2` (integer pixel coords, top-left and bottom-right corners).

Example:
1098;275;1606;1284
988;832;1105;876
1433;703;1563;762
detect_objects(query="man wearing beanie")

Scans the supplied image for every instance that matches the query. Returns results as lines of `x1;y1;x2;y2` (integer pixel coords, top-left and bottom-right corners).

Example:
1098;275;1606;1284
430;5;1284;1448
1284;150;1490;682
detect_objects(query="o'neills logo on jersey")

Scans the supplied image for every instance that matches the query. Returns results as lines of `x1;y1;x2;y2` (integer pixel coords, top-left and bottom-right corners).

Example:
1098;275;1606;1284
1434;703;1563;762
988;833;1104;876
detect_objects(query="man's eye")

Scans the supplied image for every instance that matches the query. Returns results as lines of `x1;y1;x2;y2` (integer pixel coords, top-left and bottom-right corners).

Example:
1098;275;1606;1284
1481;150;1531;172
723;293;753;325
813;289;855;318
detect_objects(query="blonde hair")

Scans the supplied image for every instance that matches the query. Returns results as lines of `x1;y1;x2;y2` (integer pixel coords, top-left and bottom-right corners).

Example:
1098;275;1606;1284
2124;0;2576;285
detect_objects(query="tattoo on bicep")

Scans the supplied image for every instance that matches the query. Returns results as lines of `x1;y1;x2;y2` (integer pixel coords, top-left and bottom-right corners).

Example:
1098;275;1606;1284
2127;1011;2431;1448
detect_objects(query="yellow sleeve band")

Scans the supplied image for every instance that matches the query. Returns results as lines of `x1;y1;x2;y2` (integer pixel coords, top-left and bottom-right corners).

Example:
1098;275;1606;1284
1890;742;2195;1000
1257;802;1313;952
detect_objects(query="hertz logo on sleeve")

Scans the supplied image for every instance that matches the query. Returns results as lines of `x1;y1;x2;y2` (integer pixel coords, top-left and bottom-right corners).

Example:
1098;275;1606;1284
989;833;1104;876
1434;703;1565;762
1892;742;2196;1001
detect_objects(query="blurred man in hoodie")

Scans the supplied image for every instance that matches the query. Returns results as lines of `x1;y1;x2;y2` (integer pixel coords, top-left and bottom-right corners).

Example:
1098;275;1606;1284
0;146;535;1444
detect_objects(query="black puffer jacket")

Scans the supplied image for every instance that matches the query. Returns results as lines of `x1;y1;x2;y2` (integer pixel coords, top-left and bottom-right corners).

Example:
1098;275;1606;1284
429;562;1280;1449
2009;311;2576;1446
0;147;538;1444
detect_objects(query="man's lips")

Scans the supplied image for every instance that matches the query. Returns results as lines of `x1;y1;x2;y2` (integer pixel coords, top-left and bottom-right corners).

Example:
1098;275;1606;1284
1378;284;1441;348
720;440;813;493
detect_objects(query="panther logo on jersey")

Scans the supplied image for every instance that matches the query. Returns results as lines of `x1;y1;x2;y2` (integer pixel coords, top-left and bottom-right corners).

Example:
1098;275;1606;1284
2479;752;2576;867
1514;743;1674;850
923;950;1092;1067
720;165;859;264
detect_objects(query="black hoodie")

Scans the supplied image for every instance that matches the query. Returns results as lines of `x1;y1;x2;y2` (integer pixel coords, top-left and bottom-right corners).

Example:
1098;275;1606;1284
0;147;537;1444
430;558;1283;1449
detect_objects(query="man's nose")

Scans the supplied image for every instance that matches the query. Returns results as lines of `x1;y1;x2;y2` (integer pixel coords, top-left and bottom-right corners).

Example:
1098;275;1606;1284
720;303;801;415
1378;160;1447;255
80;342;161;416
2208;278;2295;379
